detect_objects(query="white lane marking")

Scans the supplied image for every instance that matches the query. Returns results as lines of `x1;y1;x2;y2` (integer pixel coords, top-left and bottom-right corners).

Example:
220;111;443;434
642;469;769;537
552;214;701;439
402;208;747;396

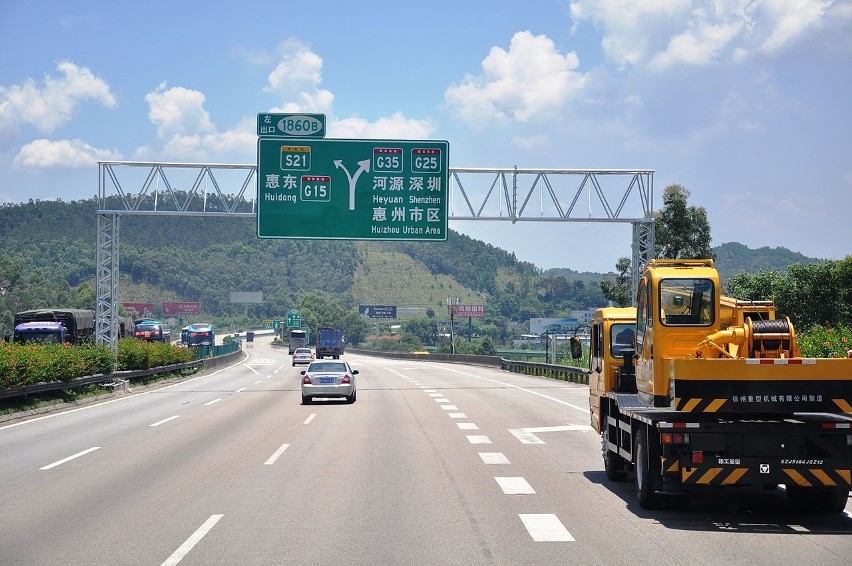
423;389;436;393
204;399;222;406
39;446;100;470
441;405;459;410
264;443;290;465
244;365;260;375
265;375;273;380
304;414;316;425
448;413;467;419
457;423;479;430
253;380;263;385
0;351;248;431
428;393;443;397
435;398;451;403
235;387;246;393
150;415;181;427
479;452;510;465
435;366;590;414
519;514;575;542
160;514;224;566
496;477;536;495
467;435;492;444
509;424;594;444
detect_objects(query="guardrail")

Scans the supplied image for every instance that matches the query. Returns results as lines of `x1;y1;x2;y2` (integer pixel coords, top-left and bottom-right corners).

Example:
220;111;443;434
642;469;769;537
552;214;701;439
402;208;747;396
348;349;589;385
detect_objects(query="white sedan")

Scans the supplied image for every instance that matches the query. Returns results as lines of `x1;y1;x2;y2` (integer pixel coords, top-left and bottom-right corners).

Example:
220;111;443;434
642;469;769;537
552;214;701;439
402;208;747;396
300;360;358;404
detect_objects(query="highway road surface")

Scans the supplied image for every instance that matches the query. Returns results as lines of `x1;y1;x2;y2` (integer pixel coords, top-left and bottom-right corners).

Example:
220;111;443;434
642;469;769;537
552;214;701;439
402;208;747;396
1;336;850;565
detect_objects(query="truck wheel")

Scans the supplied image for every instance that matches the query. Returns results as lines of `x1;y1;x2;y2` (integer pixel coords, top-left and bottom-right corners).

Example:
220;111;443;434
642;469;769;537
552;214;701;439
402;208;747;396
603;423;627;481
634;427;660;509
820;488;849;513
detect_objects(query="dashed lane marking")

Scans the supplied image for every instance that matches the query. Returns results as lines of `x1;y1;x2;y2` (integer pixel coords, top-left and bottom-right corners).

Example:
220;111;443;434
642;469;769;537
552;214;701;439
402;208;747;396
479;452;510;465
519;514;574;542
496;477;536;495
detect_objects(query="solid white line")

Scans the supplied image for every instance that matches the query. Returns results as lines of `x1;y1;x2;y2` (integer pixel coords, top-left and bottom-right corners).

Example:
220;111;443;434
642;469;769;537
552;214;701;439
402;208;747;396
496;476;535;494
40;446;100;470
304;414;316;425
519;514;574;542
466;435;492;444
264;443;290;465
160;514;224;566
204;399;222;406
457;422;479;430
244;365;259;375
435;366;590;414
150;415;180;427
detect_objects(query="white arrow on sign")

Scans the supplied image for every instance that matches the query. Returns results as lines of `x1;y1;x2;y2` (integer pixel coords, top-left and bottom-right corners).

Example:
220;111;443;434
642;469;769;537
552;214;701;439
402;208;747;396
334;159;371;210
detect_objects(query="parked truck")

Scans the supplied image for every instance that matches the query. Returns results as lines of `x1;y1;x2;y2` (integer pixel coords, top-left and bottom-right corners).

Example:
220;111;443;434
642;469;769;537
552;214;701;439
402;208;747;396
8;309;95;345
574;259;852;512
316;327;345;359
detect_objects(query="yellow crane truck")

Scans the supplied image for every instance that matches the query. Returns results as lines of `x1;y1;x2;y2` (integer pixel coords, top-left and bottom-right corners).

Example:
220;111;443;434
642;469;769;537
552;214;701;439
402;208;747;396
574;259;852;511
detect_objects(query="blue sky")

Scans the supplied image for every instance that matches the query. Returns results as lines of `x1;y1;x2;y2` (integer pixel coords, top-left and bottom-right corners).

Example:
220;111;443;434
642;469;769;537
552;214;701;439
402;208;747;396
1;0;850;272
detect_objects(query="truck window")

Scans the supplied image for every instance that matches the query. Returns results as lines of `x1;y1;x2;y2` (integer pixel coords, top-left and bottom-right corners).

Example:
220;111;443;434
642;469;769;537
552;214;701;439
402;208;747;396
636;278;650;355
611;324;634;357
659;278;715;326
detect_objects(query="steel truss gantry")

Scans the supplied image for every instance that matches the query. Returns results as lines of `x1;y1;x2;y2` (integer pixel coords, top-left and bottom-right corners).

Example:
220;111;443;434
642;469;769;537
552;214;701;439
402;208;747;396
97;161;654;348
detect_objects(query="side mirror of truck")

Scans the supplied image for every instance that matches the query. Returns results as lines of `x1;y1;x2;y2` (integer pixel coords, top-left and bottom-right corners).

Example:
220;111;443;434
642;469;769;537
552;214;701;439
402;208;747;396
569;336;583;360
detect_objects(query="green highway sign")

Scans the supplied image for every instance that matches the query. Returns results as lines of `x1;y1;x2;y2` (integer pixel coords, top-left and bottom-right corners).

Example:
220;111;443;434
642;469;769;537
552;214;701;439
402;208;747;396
257;138;449;241
257;113;326;138
287;310;301;328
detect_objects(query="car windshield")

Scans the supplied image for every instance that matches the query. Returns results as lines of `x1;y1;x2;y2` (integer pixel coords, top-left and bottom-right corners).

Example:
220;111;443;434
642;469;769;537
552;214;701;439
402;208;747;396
309;362;347;372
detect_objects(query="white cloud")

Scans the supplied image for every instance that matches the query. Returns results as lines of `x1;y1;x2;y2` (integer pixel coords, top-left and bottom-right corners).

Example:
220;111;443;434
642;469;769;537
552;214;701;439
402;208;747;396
444;31;587;125
13;138;121;168
145;83;215;140
569;0;852;69
330;112;436;139
0;61;116;136
264;38;335;113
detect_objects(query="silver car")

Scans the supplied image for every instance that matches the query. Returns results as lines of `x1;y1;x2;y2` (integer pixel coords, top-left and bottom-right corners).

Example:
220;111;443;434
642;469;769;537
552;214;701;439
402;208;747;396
292;347;314;366
300;360;358;404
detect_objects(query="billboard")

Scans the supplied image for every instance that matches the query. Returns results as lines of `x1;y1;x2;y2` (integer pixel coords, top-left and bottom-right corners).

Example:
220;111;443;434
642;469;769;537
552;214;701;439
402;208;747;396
452;304;485;317
163;302;202;316
229;291;263;304
359;305;397;319
122;302;155;318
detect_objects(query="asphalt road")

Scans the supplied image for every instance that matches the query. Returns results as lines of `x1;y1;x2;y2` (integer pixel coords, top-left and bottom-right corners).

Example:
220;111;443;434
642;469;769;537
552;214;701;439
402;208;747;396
1;337;850;565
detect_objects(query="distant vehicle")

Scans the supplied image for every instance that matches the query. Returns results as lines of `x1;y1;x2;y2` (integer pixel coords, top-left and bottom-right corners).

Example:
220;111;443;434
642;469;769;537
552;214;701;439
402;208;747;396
316;327;345;359
288;328;307;354
133;319;171;342
300;360;358;404
185;323;215;347
292;347;314;366
8;309;94;345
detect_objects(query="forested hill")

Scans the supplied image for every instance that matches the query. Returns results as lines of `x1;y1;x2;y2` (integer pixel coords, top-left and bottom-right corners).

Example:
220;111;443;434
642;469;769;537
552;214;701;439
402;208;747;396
0;196;604;330
0;196;824;330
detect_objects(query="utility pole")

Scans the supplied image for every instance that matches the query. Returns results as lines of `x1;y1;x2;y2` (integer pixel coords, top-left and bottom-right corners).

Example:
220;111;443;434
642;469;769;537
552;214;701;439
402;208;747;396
446;297;458;354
